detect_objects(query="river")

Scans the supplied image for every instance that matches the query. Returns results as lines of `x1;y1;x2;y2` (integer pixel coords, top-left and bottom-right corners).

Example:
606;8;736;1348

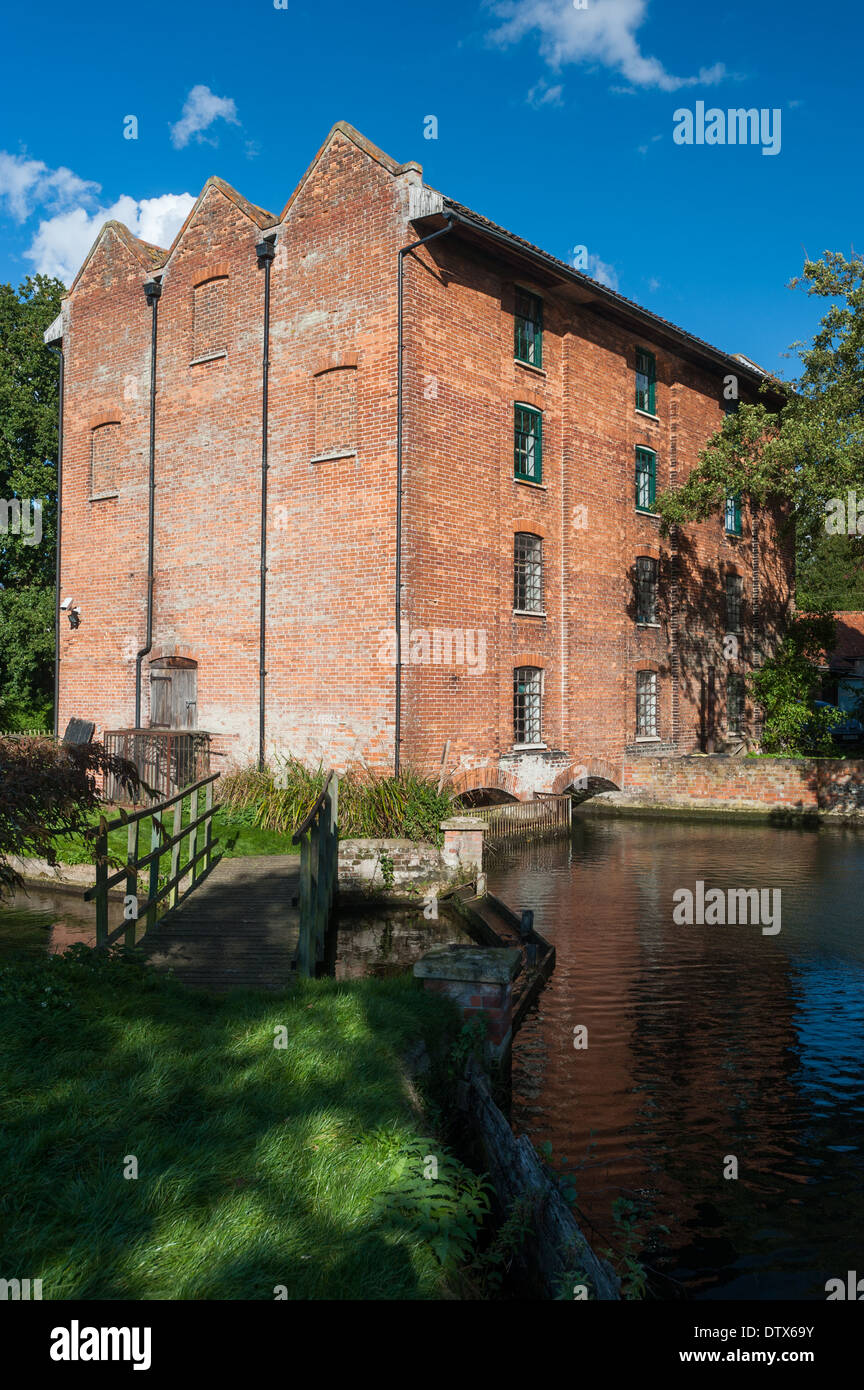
488;813;864;1300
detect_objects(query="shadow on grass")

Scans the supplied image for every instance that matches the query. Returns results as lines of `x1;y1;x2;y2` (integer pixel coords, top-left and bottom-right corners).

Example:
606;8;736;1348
0;954;459;1300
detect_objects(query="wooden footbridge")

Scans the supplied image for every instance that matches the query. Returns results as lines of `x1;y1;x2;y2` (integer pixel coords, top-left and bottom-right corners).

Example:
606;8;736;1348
86;772;338;991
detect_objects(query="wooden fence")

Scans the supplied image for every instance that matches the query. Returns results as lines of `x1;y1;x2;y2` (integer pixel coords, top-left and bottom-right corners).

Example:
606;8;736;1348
470;793;572;844
84;773;221;948
293;772;339;978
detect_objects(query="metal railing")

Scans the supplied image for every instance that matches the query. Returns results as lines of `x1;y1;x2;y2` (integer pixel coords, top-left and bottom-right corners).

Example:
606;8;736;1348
293;772;339;978
84;773;221;948
469;793;572;843
103;729;211;805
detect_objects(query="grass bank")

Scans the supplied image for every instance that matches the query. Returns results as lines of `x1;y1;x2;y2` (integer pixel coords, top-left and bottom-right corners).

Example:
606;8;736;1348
53;805;299;868
0;948;470;1299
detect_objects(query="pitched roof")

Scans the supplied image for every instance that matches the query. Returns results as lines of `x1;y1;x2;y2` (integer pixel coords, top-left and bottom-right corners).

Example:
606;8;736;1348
439;197;775;389
831;613;864;667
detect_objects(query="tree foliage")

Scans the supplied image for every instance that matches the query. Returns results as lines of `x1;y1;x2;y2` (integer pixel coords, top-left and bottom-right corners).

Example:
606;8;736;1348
795;530;864;612
0;737;138;896
746;613;842;755
0;275;64;727
658;252;864;551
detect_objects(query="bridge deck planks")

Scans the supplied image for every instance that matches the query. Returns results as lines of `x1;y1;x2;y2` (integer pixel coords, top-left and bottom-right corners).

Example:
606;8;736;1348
138;854;301;991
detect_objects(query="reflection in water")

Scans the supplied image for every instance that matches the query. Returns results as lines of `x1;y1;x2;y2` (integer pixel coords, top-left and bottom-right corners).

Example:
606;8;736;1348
332;907;473;978
0;884;119;957
488;816;864;1301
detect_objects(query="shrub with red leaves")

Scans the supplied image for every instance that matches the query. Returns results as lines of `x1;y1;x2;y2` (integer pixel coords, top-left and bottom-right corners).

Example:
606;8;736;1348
0;737;138;895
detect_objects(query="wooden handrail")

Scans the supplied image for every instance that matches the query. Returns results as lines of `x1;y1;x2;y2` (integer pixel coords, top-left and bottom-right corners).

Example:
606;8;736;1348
292;770;334;843
294;772;339;978
98;772;220;831
87;774;221;946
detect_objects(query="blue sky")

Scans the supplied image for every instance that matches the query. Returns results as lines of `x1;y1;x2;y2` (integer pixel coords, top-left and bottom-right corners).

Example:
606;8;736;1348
0;0;860;377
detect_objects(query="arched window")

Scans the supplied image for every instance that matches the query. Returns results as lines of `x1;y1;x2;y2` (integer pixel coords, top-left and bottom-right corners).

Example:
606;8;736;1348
636;670;658;738
725;572;742;631
514;533;543;612
514;666;543;745
635;556;658;624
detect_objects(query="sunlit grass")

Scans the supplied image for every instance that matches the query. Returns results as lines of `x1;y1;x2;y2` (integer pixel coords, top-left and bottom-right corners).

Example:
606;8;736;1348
0;954;458;1299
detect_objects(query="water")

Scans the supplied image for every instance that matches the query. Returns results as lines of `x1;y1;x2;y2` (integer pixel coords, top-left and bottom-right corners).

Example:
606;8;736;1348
488;814;864;1300
0;884;107;957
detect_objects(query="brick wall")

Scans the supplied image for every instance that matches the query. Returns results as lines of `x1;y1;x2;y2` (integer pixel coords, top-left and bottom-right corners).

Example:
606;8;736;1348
54;122;793;797
620;754;864;815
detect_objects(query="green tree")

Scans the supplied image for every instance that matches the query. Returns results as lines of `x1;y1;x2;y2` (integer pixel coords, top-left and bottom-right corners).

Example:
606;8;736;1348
0;274;64;728
658;252;864;559
747;612;841;755
0;737;138;896
796;530;864;612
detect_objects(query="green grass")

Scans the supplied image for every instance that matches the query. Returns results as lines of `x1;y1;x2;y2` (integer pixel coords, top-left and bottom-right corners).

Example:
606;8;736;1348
52;805;299;869
0;949;461;1300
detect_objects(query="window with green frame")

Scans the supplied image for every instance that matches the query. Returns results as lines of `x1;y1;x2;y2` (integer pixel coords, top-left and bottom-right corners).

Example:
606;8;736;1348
514;289;543;368
725;495;742;535
635;446;656;512
514;404;542;483
635;348;656;414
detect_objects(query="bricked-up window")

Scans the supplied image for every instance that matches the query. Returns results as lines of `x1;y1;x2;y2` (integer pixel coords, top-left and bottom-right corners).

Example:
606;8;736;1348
314;366;357;458
635;556;658;624
514;667;543;745
636;670;658;737
90;422;120;496
192;277;228;359
727;674;746;732
514;289;543;368
635;447;656;512
635;348;656;414
514;533;543;612
725;494;742;535
514;405;542;483
726;573;743;631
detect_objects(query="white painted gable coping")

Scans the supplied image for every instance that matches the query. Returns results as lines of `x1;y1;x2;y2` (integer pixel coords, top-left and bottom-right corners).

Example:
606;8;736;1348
44;311;63;345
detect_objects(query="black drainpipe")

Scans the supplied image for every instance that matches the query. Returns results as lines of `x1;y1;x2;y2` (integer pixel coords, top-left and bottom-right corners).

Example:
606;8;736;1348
256;236;276;769
395;214;454;775
135;278;161;729
46;340;64;737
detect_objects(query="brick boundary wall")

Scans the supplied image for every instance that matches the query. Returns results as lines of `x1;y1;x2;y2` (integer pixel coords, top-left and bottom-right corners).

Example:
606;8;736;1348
619;754;864;816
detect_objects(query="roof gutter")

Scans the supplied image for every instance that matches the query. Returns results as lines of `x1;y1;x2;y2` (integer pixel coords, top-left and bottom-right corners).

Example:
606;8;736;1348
441;203;772;391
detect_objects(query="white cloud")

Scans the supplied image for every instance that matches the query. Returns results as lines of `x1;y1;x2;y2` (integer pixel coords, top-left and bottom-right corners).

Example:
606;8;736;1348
25;192;196;284
585;253;619;290
170;84;240;149
0;148;196;285
488;0;726;92
0;152;100;222
527;78;565;107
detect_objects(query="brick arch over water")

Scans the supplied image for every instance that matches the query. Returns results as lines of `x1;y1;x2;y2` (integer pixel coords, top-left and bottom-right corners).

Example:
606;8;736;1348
550;758;622;794
448;757;622;802
449;763;525;801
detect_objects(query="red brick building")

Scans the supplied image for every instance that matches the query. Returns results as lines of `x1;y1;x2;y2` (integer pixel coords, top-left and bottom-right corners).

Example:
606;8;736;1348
45;122;792;799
